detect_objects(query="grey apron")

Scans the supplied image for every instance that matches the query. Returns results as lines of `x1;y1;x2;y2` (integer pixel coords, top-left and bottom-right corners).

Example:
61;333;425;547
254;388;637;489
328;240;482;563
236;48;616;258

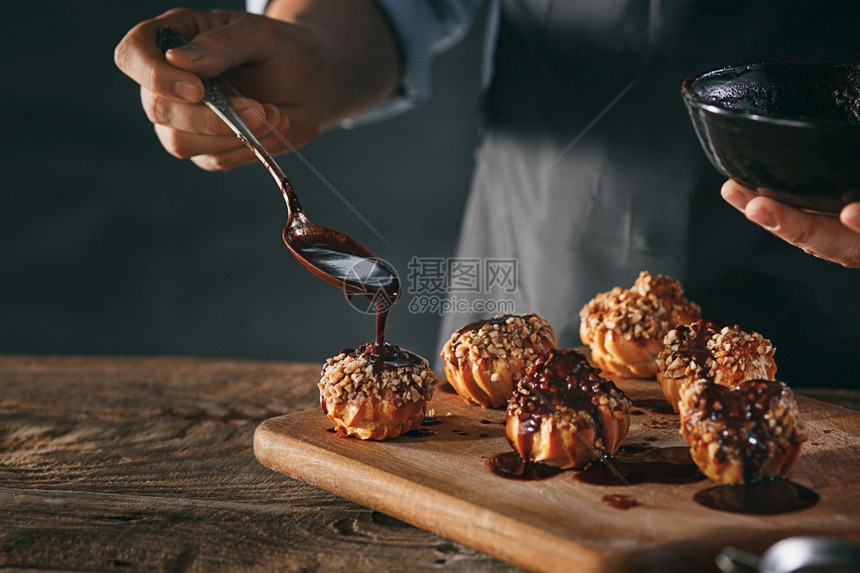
437;0;860;387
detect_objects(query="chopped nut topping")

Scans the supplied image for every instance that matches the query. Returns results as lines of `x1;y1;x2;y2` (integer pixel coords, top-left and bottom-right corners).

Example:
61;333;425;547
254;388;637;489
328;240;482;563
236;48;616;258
579;271;701;378
319;345;436;408
656;320;776;387
441;313;555;368
580;271;701;342
440;313;558;408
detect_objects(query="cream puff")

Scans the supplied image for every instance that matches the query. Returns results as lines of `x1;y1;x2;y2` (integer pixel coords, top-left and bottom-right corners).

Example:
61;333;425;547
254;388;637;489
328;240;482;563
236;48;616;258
678;379;806;484
319;342;436;440
441;314;557;408
580;271;701;378
505;348;631;469
656;320;777;412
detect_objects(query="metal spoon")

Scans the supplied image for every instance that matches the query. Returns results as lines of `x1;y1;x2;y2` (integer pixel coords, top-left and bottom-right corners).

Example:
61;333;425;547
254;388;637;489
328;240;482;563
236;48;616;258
156;27;399;312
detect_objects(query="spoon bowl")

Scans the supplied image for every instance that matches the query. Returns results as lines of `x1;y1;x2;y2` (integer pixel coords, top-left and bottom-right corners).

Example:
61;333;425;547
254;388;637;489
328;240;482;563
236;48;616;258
284;213;400;301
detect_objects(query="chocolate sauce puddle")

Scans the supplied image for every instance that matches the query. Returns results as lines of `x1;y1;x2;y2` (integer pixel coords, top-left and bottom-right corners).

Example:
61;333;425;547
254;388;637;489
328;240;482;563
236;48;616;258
694;477;819;514
602;494;638;510
575;446;706;485
489;445;706;485
365;341;421;369
489;445;818;516
488;452;564;480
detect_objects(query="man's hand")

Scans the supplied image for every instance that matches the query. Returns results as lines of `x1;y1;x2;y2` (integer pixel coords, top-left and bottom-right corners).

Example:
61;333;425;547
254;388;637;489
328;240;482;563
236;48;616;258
115;3;399;171
721;179;860;268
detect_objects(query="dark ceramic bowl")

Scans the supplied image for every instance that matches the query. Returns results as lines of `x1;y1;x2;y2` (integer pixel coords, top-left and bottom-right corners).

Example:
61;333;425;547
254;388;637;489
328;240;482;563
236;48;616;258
682;61;860;212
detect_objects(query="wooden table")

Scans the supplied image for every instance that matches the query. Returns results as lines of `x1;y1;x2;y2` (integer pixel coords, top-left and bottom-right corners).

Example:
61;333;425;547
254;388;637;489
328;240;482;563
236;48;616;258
1;355;857;572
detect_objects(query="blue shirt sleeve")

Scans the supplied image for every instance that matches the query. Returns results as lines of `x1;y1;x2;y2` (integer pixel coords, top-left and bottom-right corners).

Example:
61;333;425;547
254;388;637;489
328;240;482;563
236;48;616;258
247;0;486;126
246;0;268;15
362;0;484;124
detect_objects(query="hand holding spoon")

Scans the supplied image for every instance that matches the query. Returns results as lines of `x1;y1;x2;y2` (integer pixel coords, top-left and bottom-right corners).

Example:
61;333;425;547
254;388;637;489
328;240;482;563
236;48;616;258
157;27;400;342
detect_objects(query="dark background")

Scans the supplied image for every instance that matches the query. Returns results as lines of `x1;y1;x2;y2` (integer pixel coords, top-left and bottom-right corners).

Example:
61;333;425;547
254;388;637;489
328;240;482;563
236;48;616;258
1;1;487;365
3;3;858;389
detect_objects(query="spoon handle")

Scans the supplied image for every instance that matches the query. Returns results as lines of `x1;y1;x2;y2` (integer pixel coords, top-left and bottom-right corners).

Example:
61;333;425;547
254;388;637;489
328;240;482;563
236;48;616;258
156;27;301;217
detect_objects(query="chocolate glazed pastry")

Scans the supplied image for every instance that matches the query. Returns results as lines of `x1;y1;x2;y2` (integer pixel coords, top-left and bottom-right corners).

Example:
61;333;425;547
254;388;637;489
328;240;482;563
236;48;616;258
505;348;631;469
656;320;777;412
319;343;436;440
678;379;806;485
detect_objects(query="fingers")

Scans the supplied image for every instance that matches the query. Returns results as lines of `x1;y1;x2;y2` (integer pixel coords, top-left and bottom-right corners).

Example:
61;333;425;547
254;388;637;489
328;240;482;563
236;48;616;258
189;130;285;171
152;100;293;171
153;114;290;161
143;81;291;160
745;197;860;268
153;124;241;159
117;8;326;171
140;87;267;136
115;9;275;102
162;12;281;80
115;8;210;102
840;202;860;234
721;179;860;268
720;179;756;211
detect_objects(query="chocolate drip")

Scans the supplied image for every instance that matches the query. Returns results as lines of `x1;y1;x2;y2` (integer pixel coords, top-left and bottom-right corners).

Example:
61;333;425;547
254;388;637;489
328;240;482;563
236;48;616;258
289;234;400;347
454;314;521;338
488;445;706;486
667;319;729;380
602;494;638;510
375;307;390;346
403;428;435;438
337;342;426;374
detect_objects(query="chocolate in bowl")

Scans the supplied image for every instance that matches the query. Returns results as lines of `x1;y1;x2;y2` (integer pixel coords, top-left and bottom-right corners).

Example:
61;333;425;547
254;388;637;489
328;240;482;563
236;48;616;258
681;61;860;212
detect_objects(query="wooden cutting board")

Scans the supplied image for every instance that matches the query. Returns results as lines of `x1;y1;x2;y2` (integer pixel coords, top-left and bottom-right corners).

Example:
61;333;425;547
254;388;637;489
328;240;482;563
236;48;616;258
254;377;860;573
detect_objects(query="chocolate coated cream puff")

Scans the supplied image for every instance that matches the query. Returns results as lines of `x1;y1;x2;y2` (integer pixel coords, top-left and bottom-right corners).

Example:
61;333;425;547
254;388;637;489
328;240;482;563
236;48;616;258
506;348;631;469
678;379;806;484
320;342;436;440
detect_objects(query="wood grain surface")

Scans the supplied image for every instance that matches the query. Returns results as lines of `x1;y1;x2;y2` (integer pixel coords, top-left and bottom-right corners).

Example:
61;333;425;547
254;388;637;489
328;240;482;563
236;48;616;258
0;355;521;572
256;378;860;573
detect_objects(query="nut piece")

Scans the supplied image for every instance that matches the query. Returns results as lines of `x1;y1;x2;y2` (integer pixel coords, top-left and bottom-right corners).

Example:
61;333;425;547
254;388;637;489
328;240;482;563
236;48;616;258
656;320;777;412
440;314;557;408
319;343;436;440
678;379;806;484
579;271;701;378
505;348;632;469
